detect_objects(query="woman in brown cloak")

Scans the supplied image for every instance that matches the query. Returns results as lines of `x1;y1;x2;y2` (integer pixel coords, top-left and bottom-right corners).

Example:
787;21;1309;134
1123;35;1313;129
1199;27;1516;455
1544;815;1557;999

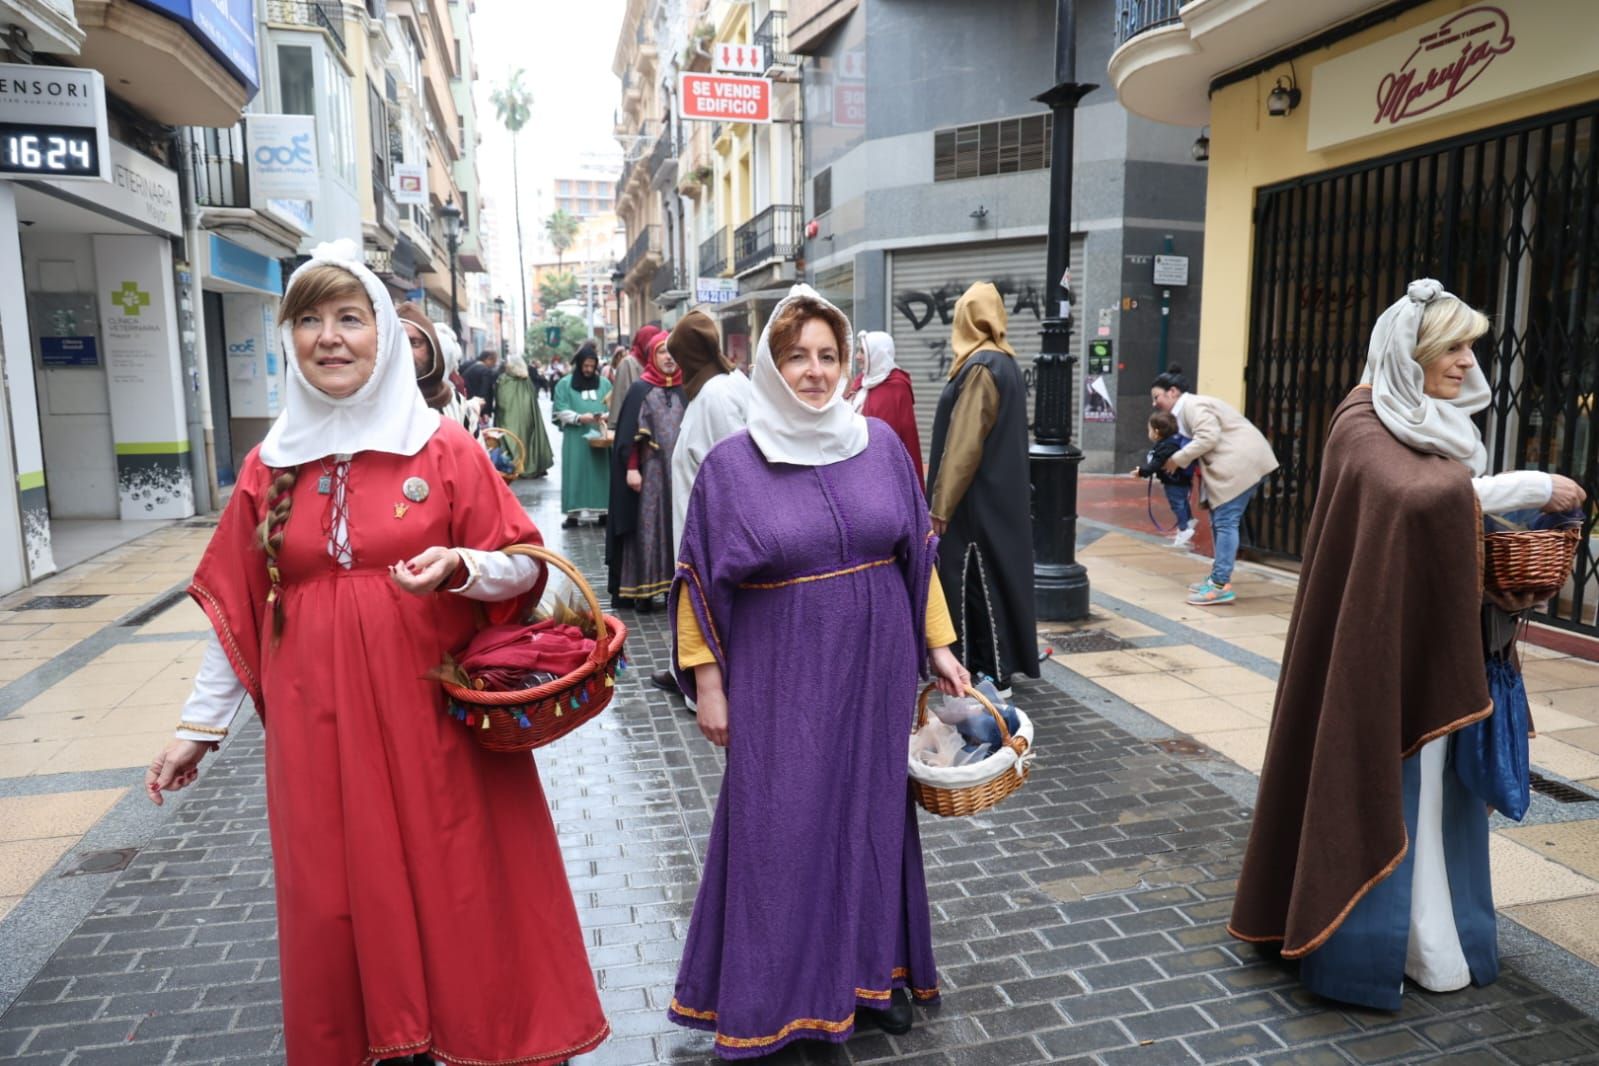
1228;280;1586;1010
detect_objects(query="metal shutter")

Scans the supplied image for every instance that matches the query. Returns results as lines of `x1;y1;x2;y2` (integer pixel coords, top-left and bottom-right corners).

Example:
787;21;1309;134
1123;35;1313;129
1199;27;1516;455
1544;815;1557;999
887;237;1083;465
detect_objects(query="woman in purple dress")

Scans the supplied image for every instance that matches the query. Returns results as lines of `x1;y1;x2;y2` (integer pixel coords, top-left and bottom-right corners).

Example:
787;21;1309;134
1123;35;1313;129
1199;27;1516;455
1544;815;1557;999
668;285;969;1058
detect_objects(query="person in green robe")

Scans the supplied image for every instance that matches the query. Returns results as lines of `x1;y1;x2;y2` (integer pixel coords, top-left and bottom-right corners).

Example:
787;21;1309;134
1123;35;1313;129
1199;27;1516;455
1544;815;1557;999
495;353;554;478
552;343;613;527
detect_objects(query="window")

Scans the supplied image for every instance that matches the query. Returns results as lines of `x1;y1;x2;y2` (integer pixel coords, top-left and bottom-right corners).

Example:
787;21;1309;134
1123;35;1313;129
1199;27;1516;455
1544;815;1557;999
324;51;357;186
368;79;389;182
277;45;314;116
813;167;831;214
933;115;1051;182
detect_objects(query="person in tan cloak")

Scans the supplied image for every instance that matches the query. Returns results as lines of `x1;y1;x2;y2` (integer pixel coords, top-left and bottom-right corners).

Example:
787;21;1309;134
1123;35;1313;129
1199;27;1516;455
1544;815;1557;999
1228;280;1586;1011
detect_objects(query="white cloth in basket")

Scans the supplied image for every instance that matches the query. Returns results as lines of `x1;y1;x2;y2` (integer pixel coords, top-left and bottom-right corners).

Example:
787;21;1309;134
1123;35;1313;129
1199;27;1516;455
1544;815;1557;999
908;708;1035;788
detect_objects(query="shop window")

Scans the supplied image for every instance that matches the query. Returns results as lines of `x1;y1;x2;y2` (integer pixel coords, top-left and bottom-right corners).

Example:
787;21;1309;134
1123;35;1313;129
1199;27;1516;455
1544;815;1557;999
813;167;831;215
277;45;314;117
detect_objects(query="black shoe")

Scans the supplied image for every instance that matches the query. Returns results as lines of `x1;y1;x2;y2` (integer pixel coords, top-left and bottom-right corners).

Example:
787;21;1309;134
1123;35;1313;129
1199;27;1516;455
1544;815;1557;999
562;515;579;529
611;597;635;611
650;669;680;695
596;513;607;527
857;988;912;1035
634;597;656;614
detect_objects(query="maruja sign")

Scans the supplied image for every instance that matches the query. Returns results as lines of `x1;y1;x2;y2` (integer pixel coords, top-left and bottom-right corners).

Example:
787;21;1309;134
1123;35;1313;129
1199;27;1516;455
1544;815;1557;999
1374;7;1515;126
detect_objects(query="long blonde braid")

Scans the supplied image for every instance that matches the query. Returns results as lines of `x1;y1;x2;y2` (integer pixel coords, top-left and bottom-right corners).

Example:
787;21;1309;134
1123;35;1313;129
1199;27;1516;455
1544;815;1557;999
255;468;299;640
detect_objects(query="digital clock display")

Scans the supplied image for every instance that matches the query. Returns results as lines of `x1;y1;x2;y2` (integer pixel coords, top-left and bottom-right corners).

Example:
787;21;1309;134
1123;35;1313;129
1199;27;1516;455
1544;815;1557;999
0;122;99;177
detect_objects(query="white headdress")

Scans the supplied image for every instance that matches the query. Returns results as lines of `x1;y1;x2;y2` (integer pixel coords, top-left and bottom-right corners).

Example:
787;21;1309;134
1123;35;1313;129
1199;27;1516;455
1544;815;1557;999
747;284;870;467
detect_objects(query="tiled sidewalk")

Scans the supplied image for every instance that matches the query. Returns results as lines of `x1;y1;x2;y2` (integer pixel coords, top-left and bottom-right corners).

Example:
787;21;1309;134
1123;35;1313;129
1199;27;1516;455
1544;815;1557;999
0;474;1597;1063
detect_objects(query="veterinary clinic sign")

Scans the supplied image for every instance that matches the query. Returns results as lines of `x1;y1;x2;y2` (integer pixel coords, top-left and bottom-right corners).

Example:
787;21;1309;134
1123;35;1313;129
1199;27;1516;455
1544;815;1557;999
1308;0;1599;152
679;72;772;124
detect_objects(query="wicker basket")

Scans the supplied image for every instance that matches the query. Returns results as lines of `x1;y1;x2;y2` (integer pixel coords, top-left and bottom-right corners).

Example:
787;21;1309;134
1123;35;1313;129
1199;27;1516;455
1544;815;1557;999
1483;527;1581;596
441;544;628;752
587;432;615;449
908;684;1034;818
481;427;526;483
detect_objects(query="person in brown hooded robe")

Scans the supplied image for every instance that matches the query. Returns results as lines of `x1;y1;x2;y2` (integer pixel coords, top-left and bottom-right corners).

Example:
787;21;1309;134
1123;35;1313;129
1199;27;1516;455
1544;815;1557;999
925;282;1039;698
1228;281;1585;1011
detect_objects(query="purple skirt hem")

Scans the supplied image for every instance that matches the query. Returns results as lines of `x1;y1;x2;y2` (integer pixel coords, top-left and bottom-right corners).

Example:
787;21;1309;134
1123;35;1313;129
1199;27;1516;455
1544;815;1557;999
666;985;942;1061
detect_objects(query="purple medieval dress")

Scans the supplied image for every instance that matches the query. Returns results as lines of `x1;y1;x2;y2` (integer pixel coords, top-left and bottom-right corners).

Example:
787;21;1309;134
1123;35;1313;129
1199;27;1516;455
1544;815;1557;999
668;420;941;1059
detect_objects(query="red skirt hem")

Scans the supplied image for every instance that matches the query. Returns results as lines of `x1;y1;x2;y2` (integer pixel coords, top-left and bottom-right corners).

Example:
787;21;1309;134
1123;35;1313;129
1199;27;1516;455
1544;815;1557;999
362;1021;611;1065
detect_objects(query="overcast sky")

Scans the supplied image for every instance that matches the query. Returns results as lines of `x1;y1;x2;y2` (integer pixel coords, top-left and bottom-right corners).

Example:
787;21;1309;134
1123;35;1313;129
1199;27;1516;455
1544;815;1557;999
472;0;627;262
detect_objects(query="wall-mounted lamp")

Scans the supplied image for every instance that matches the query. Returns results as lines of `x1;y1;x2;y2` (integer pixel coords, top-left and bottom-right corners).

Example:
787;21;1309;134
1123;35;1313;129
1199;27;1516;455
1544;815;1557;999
1266;75;1301;117
1191;127;1210;162
969;205;989;221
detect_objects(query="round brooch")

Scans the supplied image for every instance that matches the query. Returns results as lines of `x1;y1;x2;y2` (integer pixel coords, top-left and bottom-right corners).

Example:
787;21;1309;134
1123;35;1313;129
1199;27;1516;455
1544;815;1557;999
402;476;430;503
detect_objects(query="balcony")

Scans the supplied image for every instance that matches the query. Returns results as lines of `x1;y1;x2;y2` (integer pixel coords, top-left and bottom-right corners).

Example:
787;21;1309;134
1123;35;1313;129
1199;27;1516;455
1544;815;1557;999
1108;0;1378;127
188;125;248;209
1115;0;1183;49
648;125;677;189
373;177;400;238
266;0;346;58
733;205;801;275
754;9;797;72
650;260;678;301
699;227;729;278
621;224;663;281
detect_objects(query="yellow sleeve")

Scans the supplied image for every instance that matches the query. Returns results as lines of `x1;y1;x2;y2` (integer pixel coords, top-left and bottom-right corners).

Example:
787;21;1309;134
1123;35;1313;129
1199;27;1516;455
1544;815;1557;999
675;584;717;668
926;570;957;648
929;365;998;521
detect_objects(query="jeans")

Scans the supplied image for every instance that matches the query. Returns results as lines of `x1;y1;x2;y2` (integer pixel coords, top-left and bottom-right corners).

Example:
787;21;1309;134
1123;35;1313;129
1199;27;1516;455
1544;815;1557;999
1163;484;1193;530
1208;481;1260;585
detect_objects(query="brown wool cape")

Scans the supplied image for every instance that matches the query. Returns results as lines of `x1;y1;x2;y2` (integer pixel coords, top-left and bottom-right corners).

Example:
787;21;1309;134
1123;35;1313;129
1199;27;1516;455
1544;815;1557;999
1228;389;1491;959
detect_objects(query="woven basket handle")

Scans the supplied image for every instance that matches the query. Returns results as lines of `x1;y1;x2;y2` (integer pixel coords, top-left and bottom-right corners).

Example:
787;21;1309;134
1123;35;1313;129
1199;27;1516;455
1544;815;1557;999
502;542;610;669
483;427;527;478
915;683;1027;756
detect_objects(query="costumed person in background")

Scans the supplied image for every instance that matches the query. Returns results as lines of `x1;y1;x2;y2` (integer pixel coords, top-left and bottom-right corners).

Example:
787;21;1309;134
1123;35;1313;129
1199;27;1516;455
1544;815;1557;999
429;319;485;438
1229;281;1586;1011
496;351;555;479
609;325;660;427
1149;364;1279;606
611;334;684;619
848;330;922;479
463;347;500;425
552;342;612;529
667;285;969;1057
397;302;456;419
925;282;1039;699
142;241;608;1066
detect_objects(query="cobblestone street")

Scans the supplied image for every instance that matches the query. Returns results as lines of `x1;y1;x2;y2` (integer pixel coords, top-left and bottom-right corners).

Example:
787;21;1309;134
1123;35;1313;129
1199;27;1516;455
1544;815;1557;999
1;474;1599;1064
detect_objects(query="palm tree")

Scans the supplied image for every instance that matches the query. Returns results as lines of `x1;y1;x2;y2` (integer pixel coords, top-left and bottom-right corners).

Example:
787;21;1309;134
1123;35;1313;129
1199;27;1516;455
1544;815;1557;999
490;70;533;348
545;209;580;272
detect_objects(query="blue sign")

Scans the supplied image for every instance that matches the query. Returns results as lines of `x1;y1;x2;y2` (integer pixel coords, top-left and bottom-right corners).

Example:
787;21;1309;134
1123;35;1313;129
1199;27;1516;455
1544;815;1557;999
40;336;99;366
208;234;283;294
132;0;259;92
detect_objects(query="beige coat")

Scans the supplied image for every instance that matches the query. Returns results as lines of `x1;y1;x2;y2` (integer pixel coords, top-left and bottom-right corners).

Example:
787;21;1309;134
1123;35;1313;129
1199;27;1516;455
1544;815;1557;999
1170;394;1279;507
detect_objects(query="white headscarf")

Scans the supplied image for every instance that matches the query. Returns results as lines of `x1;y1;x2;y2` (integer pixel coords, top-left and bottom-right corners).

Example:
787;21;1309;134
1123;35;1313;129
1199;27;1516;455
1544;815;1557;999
433;320;463;375
259;240;439;468
1359;278;1490;475
850;330;898;412
747;284;870;467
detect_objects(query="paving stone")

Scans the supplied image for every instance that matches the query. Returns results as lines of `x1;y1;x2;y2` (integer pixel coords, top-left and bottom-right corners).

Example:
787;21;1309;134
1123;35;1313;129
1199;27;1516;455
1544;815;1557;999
1034;1019;1133;1057
1121;1005;1214;1041
1496;1030;1599;1064
1340;1029;1435;1063
1182;1022;1283;1061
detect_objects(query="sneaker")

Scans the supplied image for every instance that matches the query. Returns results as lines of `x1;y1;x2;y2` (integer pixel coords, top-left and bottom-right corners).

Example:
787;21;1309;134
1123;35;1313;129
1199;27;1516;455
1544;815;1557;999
1187;580;1236;606
1171;527;1195;548
1187;578;1211;592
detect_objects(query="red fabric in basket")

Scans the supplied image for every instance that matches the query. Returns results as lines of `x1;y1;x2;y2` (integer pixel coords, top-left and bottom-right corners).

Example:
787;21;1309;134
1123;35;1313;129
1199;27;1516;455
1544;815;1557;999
458;620;597;690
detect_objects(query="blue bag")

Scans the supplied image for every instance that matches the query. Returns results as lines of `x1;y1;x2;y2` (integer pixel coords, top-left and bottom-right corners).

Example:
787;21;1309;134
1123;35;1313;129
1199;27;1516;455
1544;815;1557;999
1452;653;1531;821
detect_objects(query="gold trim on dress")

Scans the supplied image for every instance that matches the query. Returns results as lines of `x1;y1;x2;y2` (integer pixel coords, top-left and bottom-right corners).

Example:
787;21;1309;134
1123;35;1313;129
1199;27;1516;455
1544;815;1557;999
671;972;941;1050
738;556;896;591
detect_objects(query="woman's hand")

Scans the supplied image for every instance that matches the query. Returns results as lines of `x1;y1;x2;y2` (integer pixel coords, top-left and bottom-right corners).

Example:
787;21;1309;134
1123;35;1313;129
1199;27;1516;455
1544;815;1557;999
693;662;729;747
145;739;211;806
626;469;643;492
390;547;462;595
1545;475;1587;513
929;645;970;698
931;516;948;537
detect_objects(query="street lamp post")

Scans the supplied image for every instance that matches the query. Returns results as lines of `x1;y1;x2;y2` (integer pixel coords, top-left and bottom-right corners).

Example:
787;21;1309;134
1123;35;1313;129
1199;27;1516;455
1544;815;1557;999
493;295;506;356
1031;0;1094;621
438;199;463;338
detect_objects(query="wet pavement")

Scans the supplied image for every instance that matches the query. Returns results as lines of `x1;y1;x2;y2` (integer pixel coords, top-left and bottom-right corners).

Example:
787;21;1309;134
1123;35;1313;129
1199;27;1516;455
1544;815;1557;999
1;455;1598;1063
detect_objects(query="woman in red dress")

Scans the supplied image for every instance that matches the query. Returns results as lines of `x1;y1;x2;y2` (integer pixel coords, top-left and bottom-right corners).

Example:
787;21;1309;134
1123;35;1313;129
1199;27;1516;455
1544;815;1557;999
848;330;923;478
143;241;608;1066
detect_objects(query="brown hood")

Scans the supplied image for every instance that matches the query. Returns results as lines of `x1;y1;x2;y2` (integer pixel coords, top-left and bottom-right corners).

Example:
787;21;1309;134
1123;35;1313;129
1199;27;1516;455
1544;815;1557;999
670;311;732;403
397;302;453;410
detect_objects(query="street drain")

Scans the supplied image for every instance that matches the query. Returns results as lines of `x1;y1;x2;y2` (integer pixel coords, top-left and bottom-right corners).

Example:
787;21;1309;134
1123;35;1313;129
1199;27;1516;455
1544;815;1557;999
61;848;138;877
1153;737;1213;758
1052;630;1133;654
120;588;190;627
1529;773;1599;804
13;595;107;611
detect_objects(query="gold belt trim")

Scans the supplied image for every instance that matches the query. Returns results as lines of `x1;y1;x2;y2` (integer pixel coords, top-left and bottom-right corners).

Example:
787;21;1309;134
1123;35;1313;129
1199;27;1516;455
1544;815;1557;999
738;556;896;591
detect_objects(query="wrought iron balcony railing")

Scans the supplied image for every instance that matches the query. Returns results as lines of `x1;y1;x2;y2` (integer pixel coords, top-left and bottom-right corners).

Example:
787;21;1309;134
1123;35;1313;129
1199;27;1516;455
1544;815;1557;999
188;125;249;209
1114;0;1184;49
622;224;663;278
754;9;796;70
699;227;729;278
733;205;801;275
650;260;677;300
646;125;673;178
266;0;347;57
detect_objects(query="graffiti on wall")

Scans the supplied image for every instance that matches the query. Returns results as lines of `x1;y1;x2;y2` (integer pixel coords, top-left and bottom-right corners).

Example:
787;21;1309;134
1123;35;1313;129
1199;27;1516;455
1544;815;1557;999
893;275;1047;390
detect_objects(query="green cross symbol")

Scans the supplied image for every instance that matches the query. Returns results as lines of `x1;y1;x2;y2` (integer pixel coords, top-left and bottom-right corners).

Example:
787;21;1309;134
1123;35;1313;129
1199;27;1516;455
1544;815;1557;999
111;281;151;316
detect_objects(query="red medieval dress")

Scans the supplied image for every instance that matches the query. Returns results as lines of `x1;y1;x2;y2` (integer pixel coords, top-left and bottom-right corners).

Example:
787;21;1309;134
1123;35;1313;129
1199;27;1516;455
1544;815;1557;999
189;420;609;1065
855;367;923;482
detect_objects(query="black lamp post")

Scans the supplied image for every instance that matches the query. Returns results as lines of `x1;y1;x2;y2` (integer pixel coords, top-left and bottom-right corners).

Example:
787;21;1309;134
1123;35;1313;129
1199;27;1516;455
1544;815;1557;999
438;198;463;337
493;295;506;355
1031;0;1094;621
610;264;626;336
